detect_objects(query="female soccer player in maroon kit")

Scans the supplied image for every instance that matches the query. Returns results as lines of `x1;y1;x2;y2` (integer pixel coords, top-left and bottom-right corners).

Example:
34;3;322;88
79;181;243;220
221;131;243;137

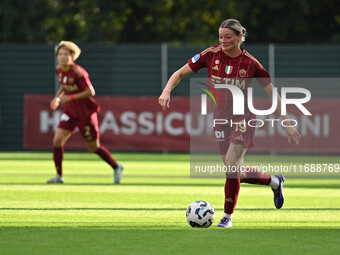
47;41;123;184
159;19;301;227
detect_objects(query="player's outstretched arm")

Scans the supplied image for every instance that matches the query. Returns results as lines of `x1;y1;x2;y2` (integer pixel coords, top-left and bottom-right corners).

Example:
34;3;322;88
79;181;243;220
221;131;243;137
263;83;301;145
159;64;193;111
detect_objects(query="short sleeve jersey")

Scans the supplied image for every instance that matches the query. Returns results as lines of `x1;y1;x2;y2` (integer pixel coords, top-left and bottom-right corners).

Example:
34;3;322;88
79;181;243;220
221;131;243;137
56;64;99;119
188;45;271;118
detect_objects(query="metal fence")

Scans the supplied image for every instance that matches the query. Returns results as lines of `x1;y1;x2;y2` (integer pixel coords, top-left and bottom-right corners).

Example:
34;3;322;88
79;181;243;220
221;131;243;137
0;44;339;150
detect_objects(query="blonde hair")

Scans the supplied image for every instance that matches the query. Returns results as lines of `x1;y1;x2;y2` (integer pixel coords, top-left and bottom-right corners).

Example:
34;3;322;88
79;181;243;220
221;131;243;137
220;19;246;44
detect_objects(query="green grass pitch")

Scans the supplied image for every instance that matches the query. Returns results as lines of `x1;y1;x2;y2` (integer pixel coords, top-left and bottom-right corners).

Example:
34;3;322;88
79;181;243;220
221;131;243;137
0;152;339;255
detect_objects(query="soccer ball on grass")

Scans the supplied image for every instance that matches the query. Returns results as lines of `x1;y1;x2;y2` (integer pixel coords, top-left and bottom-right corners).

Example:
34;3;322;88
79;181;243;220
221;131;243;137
186;200;215;228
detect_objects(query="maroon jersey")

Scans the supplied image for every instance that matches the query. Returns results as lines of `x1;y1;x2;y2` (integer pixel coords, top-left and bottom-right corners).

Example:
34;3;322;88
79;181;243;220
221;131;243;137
188;45;271;119
56;64;99;119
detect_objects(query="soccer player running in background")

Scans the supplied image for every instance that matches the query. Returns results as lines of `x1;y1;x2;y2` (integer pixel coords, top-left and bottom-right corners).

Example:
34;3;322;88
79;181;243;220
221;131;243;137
47;41;123;184
158;19;301;227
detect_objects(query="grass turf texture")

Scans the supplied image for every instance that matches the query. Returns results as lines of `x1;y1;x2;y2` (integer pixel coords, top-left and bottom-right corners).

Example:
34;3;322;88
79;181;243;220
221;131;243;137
0;152;339;255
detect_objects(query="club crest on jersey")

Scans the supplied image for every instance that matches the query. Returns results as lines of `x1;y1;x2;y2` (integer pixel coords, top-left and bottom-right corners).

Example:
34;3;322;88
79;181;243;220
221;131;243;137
239;69;247;77
225;66;233;74
192;54;200;63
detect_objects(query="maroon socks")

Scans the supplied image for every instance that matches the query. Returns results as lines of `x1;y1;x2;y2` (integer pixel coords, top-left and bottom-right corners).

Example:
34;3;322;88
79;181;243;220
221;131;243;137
241;167;271;185
224;167;272;214
95;146;118;169
224;173;240;214
53;147;63;176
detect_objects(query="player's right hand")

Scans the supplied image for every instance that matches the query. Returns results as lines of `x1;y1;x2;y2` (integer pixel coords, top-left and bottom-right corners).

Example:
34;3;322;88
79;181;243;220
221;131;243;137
50;97;60;110
284;126;301;145
158;91;170;111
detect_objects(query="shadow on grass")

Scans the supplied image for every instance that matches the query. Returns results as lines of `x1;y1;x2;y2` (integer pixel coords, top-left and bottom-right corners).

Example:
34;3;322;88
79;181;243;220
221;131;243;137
0;174;190;178
0;182;339;189
0;207;339;211
0;182;221;187
0;225;339;255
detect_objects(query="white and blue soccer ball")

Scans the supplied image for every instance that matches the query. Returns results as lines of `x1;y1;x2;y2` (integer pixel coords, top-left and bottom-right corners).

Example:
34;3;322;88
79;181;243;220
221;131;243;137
186;200;215;228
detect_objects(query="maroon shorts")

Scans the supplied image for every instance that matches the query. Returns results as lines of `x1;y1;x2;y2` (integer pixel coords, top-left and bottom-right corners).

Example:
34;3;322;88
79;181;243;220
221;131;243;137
58;112;100;141
214;114;256;155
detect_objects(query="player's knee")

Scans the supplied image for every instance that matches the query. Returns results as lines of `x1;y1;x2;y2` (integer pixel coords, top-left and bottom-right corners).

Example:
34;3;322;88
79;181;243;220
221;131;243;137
225;155;242;167
86;142;99;153
88;146;97;153
53;137;63;147
225;160;238;167
224;158;243;178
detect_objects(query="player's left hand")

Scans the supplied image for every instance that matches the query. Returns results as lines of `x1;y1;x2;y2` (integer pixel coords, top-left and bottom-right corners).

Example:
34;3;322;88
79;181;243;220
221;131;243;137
284;126;301;144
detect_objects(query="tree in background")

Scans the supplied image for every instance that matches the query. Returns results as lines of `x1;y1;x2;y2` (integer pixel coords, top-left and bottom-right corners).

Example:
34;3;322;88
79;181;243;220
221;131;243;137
0;0;339;44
